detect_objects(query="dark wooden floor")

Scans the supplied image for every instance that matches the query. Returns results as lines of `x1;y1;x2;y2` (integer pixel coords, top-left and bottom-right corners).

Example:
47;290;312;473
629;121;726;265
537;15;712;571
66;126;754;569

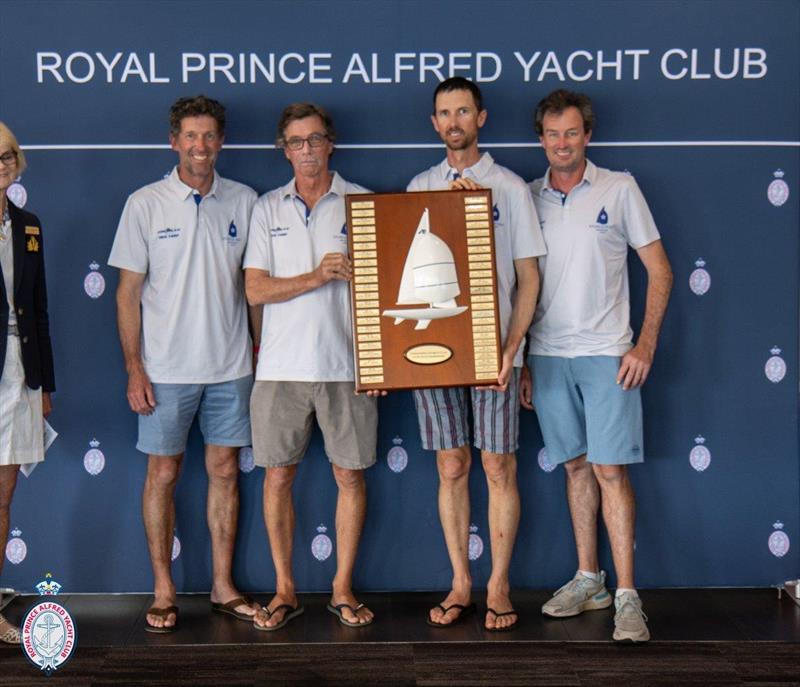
1;589;799;685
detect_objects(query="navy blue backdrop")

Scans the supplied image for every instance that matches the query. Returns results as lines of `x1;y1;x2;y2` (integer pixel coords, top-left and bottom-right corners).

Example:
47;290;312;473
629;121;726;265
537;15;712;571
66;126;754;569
0;0;798;593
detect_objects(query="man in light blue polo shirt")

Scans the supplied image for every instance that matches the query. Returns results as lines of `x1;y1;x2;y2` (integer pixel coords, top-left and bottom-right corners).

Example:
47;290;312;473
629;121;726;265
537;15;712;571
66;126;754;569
110;96;259;633
521;89;673;642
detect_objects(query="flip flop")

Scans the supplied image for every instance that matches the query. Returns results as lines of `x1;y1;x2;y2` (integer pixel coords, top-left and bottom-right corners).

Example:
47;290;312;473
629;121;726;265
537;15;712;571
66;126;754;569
211;596;256;622
326;602;374;627
426;602;476;627
485;607;519;632
253;604;304;632
144;605;179;634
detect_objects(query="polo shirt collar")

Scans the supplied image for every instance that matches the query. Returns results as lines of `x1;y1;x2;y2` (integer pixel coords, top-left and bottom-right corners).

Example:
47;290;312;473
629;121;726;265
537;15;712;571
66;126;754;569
540;159;597;195
281;171;345;201
436;152;494;182
169;166;220;201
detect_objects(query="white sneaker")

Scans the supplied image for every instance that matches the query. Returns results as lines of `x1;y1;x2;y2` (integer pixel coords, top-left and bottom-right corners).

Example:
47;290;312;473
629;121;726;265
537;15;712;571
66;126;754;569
542;571;613;618
613;592;650;643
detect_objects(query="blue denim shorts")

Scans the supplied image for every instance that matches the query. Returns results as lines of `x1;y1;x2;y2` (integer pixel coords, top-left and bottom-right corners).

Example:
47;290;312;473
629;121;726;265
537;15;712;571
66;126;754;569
137;375;253;456
530;355;643;466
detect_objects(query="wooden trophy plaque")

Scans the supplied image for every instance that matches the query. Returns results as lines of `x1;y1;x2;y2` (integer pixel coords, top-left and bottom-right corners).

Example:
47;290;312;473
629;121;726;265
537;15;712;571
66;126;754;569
346;189;502;392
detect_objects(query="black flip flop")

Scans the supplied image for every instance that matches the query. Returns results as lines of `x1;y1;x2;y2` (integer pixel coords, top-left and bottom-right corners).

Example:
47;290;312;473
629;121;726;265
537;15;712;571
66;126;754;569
326;602;374;627
253;604;304;632
426;602;476;627
485;607;519;632
144;605;179;634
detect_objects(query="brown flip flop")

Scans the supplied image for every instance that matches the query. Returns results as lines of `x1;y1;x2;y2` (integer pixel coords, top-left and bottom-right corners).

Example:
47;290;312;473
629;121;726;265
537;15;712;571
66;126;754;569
211;596;256;622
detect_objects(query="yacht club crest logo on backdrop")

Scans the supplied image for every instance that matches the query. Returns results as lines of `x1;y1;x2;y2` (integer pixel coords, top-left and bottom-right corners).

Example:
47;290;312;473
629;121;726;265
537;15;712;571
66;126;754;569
767;170;789;207
764;347;786;383
7;179;27;208
537;447;557;473
468;524;484;561
689;436;711;472
5;528;27;565
238;447;255;473
83;262;106;299
171;533;181;562
386;436;408;473
689;258;710;296
768;521;790;558
311;524;333;562
83;439;105;476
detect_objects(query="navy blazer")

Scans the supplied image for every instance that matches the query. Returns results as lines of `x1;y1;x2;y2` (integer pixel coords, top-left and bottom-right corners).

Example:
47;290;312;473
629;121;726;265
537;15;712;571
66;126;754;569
0;199;55;392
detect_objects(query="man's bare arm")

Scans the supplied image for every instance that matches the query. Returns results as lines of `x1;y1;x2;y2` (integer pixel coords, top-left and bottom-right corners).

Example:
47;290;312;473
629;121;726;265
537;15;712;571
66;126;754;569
116;269;156;414
616;239;673;390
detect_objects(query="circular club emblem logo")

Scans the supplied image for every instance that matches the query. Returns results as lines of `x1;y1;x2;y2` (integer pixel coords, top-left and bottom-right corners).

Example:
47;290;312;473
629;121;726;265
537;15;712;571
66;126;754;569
83;438;105;476
22;601;77;675
767;170;789;207
311;525;333;561
538;447;557;473
768;522;790;558
7;181;27;208
764;347;786;384
468;524;484;561
689;259;711;296
5;528;27;565
171;534;181;561
238;447;255;473
689;436;711;472
386;437;408;473
83;261;106;299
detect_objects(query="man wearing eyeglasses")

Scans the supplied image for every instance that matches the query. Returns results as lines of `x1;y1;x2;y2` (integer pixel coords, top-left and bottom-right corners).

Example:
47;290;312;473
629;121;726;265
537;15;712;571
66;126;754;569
109;95;259;633
244;103;377;631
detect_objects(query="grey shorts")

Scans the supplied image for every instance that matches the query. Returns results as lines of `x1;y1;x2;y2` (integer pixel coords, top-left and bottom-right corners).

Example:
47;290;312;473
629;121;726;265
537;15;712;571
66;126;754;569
412;368;521;455
250;380;378;470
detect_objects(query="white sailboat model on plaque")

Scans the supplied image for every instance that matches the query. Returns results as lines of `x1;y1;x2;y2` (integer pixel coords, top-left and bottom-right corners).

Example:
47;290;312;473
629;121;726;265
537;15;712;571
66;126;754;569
382;208;468;330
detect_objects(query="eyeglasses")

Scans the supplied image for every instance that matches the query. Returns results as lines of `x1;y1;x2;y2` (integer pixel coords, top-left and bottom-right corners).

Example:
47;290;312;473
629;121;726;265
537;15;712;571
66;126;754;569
283;133;328;151
0;151;17;167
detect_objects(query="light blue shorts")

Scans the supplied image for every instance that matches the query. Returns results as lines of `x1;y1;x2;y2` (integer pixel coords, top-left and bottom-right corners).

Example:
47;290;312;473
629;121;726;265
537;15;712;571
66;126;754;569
137;375;253;456
413;368;521;455
530;355;643;466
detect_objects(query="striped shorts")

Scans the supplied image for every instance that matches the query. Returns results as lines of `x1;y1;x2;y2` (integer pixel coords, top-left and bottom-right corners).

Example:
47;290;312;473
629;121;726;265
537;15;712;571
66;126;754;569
412;368;521;455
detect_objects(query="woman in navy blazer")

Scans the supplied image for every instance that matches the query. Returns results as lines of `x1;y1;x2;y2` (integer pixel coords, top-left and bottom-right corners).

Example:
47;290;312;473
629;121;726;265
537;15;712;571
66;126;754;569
0;122;55;644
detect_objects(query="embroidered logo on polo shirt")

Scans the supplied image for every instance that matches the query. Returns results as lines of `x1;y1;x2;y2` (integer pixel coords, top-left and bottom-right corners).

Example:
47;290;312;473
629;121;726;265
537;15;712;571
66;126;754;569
224;220;241;245
157;227;181;240
493;204;500;222
270;226;289;237
590;207;612;234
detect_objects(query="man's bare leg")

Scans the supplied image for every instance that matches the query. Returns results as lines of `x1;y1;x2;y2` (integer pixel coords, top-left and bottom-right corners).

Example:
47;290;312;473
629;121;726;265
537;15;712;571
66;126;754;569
206;444;257;618
143;454;182;630
564;454;601;573
593;464;635;589
255;465;299;629
329;465;373;625
429;445;473;625
482;451;519;630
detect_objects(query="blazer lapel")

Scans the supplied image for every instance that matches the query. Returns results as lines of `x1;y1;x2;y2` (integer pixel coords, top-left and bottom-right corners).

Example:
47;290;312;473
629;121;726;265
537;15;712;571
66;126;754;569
9;201;25;300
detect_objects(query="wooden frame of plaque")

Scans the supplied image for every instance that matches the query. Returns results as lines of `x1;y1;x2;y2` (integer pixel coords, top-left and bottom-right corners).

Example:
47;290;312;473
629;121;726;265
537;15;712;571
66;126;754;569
347;189;502;392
